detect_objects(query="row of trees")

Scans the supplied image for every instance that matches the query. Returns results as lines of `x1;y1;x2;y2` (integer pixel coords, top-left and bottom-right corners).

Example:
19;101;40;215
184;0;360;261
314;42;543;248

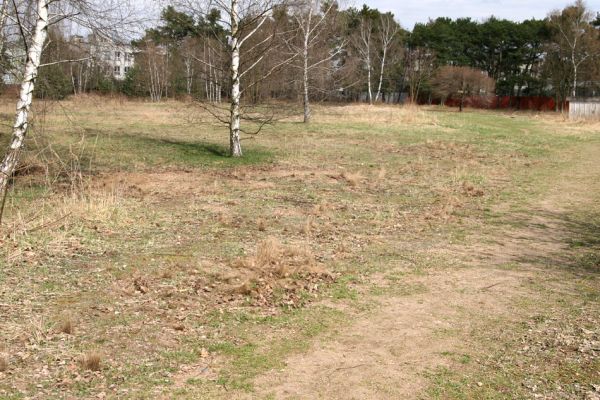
86;1;599;108
406;3;600;103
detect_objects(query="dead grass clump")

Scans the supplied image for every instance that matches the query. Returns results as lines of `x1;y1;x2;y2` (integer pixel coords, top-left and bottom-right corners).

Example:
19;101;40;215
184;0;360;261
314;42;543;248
64;189;124;223
0;187;129;266
217;212;232;225
257;218;267;232
341;171;362;187
14;153;47;177
228;237;333;307
462;182;485;197
247;237;318;276
312;201;331;216
80;351;102;371
255;236;282;267
301;217;314;236
58;317;74;335
398;102;432;124
133;276;149;294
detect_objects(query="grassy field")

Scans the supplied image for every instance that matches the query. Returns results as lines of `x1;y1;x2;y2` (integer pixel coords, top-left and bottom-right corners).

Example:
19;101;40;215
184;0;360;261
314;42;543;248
0;96;598;399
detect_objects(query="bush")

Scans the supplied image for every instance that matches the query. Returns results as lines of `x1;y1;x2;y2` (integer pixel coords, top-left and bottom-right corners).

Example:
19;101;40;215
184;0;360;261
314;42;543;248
36;65;72;100
121;66;146;97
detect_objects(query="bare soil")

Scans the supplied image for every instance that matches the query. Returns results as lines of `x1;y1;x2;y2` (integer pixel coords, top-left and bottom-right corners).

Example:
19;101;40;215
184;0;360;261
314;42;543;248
250;145;600;399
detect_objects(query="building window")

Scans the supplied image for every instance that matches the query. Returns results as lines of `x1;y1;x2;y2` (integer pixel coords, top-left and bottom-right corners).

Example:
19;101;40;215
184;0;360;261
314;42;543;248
114;51;121;59
125;52;133;62
124;66;131;74
114;66;121;74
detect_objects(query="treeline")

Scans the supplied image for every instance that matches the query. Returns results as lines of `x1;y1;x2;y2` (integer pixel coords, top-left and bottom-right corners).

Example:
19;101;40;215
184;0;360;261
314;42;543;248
37;0;600;107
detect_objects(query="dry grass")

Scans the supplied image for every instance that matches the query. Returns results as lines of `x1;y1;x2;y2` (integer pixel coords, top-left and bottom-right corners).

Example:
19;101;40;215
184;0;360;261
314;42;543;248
315;102;437;125
376;167;387;182
255;237;282;268
1;187;127;265
57;317;74;335
233;237;318;274
340;171;363;187
257;218;267;232
79;352;102;372
0;98;598;398
229;237;328;304
0;355;7;372
301;216;314;236
14;153;48;177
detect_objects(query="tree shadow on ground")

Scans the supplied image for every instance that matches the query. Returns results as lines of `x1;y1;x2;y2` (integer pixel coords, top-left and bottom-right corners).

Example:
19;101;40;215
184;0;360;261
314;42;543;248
495;209;600;275
55;131;276;171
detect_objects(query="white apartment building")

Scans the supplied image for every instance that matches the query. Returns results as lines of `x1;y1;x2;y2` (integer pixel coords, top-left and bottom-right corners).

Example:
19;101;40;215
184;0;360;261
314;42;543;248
89;35;135;80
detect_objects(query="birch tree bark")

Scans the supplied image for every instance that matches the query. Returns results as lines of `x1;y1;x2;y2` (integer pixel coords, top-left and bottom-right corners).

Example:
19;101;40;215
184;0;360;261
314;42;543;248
301;29;311;123
549;1;598;98
184;0;294;156
0;0;9;63
358;18;373;105
374;14;399;103
225;0;281;156
299;5;313;123
0;0;49;196
228;0;242;157
292;0;340;124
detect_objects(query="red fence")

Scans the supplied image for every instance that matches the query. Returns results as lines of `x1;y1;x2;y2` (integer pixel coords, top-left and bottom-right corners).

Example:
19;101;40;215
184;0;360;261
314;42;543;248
434;96;566;111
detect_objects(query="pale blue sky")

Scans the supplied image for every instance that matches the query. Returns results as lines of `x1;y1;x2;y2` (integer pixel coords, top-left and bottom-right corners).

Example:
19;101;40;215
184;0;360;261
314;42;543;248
141;0;600;32
361;0;600;29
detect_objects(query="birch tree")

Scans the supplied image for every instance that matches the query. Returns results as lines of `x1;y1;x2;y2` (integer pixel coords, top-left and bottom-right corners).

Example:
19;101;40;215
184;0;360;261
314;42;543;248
374;13;400;103
356;16;373;104
548;0;599;97
290;0;342;123
348;5;383;105
0;0;140;205
180;0;295;157
0;0;49;199
225;0;292;156
0;1;9;65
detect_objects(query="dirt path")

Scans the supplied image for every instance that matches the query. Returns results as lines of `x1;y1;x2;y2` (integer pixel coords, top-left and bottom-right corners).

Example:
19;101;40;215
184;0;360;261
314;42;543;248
250;144;600;399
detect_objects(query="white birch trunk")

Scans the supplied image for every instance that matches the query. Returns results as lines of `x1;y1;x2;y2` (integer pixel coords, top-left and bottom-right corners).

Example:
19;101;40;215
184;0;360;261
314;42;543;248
229;0;242;157
208;47;214;103
359;21;373;105
295;1;337;122
374;46;386;103
366;51;372;105
0;1;9;60
374;15;398;103
70;64;77;94
302;21;311;123
0;0;49;195
216;68;222;103
203;41;209;100
572;49;578;98
185;57;193;95
164;51;169;99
